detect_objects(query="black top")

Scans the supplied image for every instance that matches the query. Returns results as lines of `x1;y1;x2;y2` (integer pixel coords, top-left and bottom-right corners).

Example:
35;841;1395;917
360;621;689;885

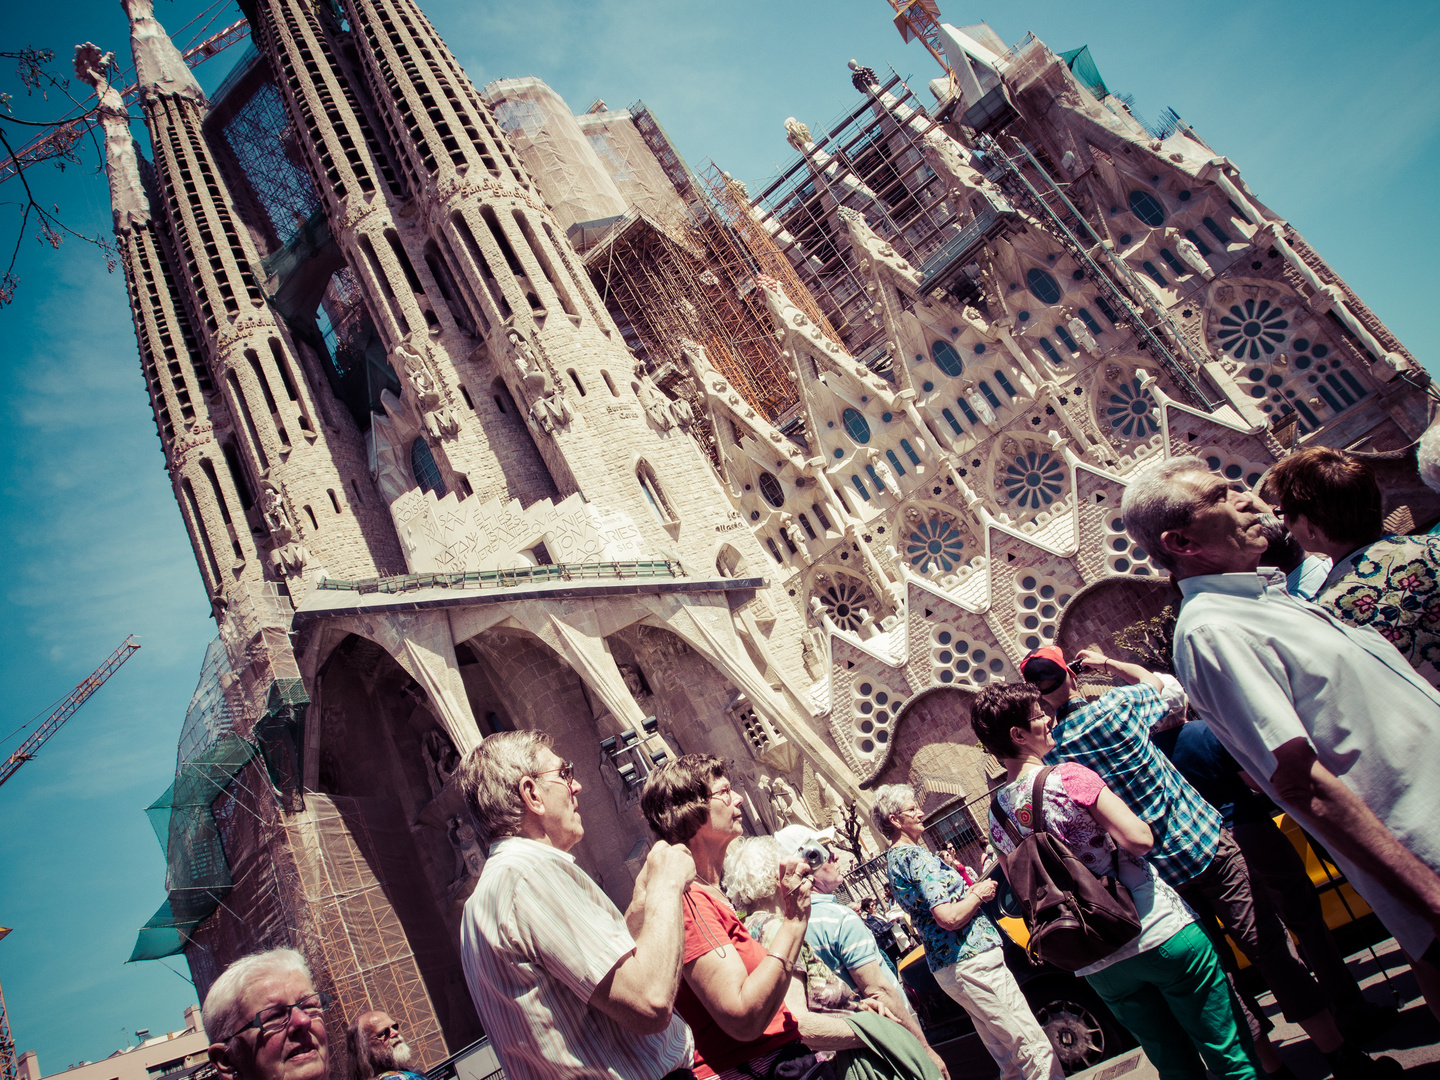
1152;721;1277;829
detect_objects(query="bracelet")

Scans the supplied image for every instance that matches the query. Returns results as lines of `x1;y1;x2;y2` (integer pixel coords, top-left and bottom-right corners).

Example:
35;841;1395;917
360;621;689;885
765;951;794;975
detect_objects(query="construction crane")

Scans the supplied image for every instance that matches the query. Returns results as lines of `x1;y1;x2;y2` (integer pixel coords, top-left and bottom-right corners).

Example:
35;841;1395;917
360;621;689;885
0;635;141;788
885;0;952;75
0;16;250;186
0;637;141;1080
0;927;13;1080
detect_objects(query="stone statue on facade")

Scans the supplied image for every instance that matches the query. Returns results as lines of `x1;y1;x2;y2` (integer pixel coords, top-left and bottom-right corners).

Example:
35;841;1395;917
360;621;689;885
422;727;460;799
394;335;459;440
634;373;675;430
1065;314;1103;358
527;387;572;435
764;774;819;829
1168;229;1215;281
815;772;848;832
259;481;310;577
445;815;486;905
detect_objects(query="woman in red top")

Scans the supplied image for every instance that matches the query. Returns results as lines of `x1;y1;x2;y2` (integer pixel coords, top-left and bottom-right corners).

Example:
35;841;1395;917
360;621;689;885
642;754;855;1079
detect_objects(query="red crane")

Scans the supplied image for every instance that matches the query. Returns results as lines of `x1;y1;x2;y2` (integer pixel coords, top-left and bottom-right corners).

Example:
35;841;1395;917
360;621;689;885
0;635;141;789
0;635;141;1080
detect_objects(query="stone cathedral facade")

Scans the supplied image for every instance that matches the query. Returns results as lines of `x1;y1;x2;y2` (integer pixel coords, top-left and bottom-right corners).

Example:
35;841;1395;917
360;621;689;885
81;0;1430;1071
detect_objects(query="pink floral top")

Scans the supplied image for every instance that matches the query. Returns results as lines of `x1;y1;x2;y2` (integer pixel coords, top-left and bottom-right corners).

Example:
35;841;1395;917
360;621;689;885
987;763;1193;976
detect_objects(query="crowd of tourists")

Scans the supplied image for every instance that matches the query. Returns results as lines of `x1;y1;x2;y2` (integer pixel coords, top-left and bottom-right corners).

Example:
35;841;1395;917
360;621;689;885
193;449;1439;1080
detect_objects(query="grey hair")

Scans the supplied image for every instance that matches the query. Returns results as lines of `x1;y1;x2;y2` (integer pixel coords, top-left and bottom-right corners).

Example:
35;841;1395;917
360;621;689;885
723;835;782;910
202;947;312;1043
458;730;553;846
871;784;918;841
1419;423;1440;495
1118;455;1211;572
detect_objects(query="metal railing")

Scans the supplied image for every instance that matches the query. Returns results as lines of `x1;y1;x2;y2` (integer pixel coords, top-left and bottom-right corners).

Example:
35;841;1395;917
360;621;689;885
316;559;685;595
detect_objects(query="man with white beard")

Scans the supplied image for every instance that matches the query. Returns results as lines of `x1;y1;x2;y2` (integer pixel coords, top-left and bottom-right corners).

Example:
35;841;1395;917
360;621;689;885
345;1011;426;1080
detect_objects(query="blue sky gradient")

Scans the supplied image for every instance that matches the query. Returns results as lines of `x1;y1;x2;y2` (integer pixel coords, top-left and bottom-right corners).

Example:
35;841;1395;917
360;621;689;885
0;0;1435;1071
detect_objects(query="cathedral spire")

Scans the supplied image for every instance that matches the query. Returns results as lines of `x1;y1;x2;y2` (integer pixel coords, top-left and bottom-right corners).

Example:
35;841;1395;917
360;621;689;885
72;43;149;232
120;0;204;104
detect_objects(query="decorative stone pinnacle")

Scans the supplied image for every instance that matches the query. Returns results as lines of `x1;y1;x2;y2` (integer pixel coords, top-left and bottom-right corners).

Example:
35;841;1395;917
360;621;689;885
784;117;812;152
121;0;205;104
848;58;879;92
73;41;150;232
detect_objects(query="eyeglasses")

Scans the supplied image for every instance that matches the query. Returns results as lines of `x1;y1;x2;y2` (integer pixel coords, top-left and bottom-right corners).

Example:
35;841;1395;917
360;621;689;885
531;761;576;786
222;991;329;1043
708;786;738;803
370;1022;400;1040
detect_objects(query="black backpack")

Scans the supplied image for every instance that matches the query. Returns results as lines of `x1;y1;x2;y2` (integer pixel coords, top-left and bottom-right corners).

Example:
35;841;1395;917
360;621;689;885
990;766;1143;972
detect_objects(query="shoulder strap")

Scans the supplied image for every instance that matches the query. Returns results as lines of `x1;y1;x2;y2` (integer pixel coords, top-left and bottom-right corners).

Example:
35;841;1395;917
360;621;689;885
990;787;1025;847
1030;766;1056;836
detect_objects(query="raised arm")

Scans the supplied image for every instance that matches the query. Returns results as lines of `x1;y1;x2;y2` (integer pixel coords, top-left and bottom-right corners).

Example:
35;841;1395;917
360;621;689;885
591;841;695;1033
1270;739;1440;937
1074;647;1163;692
683;862;811;1043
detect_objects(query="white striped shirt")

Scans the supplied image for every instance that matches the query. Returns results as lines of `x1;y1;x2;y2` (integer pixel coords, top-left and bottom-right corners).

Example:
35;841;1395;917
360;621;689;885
460;836;693;1080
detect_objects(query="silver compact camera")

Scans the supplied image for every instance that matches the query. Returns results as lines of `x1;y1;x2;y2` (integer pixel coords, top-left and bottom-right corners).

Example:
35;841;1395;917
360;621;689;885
798;840;831;869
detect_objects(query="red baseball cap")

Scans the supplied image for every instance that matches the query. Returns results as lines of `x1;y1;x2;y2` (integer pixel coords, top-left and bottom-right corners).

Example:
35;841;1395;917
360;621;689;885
1020;645;1071;693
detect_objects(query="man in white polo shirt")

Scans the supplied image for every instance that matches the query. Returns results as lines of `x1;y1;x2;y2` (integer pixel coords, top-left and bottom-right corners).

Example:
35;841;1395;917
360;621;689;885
458;730;696;1080
1122;455;1440;1021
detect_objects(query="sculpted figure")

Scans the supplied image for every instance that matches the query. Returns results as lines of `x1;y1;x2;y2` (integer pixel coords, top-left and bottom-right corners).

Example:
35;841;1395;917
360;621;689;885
1173;233;1215;281
445;815;486;904
769;775;819;829
260;482;310;577
423;727;460;798
1066;315;1103;357
395;336;459;438
869;452;897;492
634;374;674;431
505;327;539;378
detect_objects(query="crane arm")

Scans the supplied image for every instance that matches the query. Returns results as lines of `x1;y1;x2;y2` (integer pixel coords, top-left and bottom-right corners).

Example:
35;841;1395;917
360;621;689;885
0;635;140;789
0;19;251;187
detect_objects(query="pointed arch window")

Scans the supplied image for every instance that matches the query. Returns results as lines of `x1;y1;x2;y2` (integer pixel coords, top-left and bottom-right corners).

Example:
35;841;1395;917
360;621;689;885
931;340;964;377
1203;217;1231;244
900;439;921;465
942;407;963;435
886;449;906;477
637;461;677;523
757;471;785;508
411;438;447;497
851;475;871;501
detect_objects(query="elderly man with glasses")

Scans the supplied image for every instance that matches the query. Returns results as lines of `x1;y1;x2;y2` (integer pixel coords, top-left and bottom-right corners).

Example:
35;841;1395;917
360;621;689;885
458;730;697;1080
345;1010;424;1080
203;948;329;1080
1122;454;1440;1022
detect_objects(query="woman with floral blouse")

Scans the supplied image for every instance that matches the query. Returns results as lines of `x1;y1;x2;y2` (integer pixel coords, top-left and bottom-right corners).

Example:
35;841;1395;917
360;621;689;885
873;784;1062;1080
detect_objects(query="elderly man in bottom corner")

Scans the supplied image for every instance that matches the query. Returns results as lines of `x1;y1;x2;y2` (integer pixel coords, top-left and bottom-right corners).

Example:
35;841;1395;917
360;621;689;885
457;729;697;1080
1120;453;1440;1021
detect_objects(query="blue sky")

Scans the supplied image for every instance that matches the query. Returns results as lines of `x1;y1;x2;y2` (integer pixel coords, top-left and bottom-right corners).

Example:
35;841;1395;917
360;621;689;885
0;0;1435;1071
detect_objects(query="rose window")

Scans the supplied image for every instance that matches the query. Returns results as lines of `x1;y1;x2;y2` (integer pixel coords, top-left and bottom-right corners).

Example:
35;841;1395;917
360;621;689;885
818;575;872;633
928;624;1010;688
1105;379;1161;440
852;676;904;758
1216;298;1288;360
906;515;967;575
1015;574;1072;651
1003;450;1065;509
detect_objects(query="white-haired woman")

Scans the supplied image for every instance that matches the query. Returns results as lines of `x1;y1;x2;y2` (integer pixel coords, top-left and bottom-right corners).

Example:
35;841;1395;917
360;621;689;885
723;834;940;1080
872;784;1062;1080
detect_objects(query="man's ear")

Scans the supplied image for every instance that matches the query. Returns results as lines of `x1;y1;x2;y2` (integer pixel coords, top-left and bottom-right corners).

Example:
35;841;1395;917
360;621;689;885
209;1042;238;1080
1158;527;1193;562
517;776;545;816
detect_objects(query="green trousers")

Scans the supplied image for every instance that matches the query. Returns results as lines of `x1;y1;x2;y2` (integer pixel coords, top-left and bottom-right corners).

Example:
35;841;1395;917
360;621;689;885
1085;922;1259;1080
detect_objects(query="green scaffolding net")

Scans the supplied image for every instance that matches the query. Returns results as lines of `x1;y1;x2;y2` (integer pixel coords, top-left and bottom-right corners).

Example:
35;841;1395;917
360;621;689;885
130;733;259;961
1059;46;1109;101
